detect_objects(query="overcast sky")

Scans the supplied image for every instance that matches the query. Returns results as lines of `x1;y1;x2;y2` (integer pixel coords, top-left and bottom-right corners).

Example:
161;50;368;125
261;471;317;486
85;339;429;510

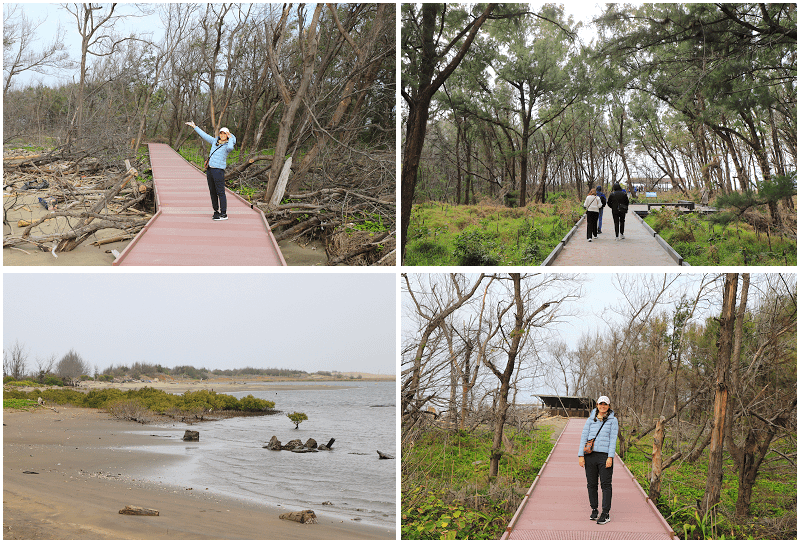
4;272;396;375
5;2;607;88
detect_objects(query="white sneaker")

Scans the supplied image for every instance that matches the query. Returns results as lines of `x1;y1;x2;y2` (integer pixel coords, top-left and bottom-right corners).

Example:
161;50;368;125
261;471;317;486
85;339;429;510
621;234;625;239
588;239;592;242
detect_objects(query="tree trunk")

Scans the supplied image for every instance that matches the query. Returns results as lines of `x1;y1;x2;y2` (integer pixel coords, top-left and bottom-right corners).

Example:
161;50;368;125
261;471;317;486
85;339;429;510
701;273;738;515
648;416;666;502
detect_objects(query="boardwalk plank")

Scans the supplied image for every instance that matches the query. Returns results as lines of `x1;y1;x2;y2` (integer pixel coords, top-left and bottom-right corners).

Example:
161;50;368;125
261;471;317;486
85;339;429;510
113;144;286;266
502;418;678;540
548;208;680;266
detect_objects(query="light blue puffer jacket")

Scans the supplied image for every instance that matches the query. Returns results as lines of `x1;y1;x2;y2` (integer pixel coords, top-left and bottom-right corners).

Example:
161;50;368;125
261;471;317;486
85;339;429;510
193;126;236;170
578;409;619;458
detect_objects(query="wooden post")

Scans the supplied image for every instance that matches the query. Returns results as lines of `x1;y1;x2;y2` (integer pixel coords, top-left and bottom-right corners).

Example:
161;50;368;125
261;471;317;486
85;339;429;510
649;416;666;502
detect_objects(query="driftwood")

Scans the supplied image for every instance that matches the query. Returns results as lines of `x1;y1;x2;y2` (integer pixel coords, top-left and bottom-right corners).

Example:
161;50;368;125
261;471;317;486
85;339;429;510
4;150;152;253
119;505;159;516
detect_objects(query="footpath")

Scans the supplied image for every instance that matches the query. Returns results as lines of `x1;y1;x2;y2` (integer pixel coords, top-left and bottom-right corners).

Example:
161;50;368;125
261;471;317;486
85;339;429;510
502;418;678;540
114;143;285;266
546;206;683;266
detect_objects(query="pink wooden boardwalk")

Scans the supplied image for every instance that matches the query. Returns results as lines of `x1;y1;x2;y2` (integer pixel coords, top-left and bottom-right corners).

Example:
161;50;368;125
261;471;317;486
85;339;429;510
113;143;286;266
502;418;678;540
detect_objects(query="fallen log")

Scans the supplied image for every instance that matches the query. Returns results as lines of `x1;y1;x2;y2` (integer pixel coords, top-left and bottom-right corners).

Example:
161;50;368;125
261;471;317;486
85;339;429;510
119;505;159;516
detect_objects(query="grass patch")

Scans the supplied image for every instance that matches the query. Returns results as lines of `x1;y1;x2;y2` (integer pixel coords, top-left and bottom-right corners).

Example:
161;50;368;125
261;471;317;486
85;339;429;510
406;197;582;266
402;425;556;539
623;429;796;539
3;398;41;410
645;208;796;266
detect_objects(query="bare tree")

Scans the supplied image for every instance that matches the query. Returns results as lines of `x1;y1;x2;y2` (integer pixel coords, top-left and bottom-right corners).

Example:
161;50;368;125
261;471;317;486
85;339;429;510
402;273;487;424
132;3;197;151
262;4;324;205
56;348;89;386
62;3;144;145
3;339;29;380
34;353;57;383
3;4;71;98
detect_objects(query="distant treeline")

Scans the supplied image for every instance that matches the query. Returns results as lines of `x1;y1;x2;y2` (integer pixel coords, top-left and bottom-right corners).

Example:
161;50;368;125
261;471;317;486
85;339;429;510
99;362;341;381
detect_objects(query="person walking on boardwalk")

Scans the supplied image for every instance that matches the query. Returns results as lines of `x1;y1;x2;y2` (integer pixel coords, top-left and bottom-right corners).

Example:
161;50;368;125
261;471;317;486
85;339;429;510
582;188;602;242
607;183;629;240
578;395;618;525
595;186;607;234
185;122;236;221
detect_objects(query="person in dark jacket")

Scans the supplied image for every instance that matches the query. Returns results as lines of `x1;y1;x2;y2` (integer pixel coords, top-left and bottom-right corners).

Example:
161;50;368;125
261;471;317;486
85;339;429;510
595;186;607;234
578;395;618;525
185;121;237;221
607;183;629;240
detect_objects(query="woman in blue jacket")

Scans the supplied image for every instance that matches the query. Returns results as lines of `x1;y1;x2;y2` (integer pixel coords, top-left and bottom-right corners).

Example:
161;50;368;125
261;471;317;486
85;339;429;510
578;395;618;525
185;122;236;221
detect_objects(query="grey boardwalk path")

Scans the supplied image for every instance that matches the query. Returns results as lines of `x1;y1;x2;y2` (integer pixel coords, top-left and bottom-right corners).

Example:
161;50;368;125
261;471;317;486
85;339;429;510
502;418;678;540
113;143;286;266
548;206;679;266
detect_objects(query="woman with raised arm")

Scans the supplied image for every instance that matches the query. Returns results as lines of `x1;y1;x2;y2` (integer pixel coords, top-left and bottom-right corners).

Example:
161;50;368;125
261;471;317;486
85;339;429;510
185;122;236;221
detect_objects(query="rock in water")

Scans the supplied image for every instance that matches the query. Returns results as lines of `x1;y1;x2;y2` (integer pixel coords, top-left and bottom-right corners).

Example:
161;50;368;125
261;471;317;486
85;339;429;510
264;436;282;450
377;450;394;460
318;438;335;450
279;510;317;524
183;430;199;441
303;438;317;449
282;439;303;450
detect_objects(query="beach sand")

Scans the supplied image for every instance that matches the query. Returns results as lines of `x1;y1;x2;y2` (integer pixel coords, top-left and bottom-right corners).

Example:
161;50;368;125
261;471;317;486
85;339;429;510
3;406;395;540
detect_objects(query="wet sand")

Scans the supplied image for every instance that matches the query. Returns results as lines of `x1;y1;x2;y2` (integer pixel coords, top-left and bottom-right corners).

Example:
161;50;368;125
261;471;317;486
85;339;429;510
3;406;394;540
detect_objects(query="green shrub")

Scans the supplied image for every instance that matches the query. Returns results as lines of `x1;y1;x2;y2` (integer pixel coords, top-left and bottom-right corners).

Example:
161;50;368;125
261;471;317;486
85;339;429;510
44;376;64;386
238;394;275;411
453;228;500;266
84;388;125;408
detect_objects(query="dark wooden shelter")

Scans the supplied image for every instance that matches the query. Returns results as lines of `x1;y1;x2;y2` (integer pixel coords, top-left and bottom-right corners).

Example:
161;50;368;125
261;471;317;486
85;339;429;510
535;395;593;417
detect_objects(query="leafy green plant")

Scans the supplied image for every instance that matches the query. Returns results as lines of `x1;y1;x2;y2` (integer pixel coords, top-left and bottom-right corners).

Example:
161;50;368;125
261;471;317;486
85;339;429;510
288;411;308;429
453;228;500;266
3;398;40;410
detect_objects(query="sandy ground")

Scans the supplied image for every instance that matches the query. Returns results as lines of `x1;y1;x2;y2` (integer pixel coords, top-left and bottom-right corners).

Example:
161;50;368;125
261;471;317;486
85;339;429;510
3;405;395;540
4;193;328;266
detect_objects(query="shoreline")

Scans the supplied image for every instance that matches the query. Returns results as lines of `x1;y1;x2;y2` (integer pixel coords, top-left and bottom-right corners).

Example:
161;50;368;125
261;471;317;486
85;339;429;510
3;406;394;540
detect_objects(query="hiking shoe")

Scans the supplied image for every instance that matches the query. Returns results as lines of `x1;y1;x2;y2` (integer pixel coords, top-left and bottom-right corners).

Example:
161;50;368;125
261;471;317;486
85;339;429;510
596;512;610;525
212;211;220;220
214;213;228;221
590;509;599;521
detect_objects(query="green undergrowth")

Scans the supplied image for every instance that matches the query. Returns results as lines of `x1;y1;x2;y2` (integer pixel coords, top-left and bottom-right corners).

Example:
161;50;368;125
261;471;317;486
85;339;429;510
3;398;42;410
3;386;275;414
645;208;796;266
401;425;556;539
622;429;796;539
406;196;583;266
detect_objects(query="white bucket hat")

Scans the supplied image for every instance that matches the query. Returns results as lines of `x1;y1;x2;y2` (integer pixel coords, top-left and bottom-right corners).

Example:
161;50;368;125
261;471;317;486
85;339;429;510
597;395;610;405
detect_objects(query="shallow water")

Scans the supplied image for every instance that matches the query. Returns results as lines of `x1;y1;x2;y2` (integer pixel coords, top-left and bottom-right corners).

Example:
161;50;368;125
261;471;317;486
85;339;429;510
123;381;396;529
